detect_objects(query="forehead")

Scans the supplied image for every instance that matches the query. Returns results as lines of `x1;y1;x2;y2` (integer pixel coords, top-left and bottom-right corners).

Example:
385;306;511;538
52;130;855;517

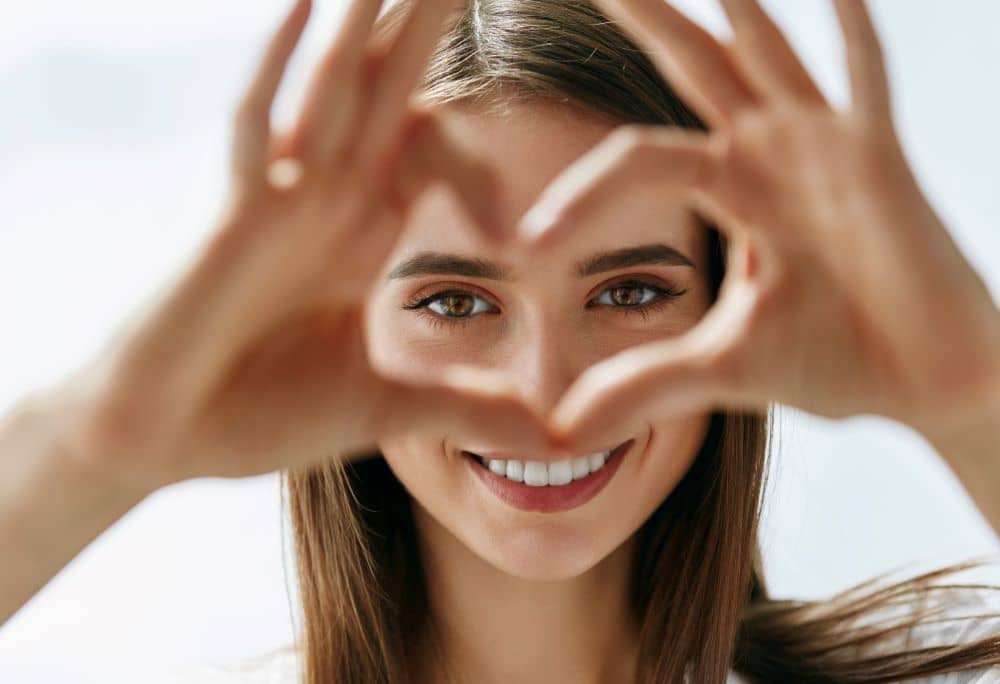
392;100;701;267
441;100;616;220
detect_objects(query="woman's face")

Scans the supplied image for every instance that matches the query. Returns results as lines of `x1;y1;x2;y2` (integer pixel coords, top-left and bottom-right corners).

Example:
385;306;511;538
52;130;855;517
366;100;714;581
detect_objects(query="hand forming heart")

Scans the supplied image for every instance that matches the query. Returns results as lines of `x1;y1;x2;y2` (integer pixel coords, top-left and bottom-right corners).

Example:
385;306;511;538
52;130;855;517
56;0;1000;493
509;0;1000;452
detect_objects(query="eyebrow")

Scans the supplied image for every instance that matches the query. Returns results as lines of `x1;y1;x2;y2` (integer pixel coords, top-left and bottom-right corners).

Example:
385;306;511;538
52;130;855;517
385;243;696;282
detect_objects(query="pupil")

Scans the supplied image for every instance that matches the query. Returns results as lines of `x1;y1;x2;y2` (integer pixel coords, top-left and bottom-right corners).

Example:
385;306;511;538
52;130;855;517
613;286;640;306
444;294;472;317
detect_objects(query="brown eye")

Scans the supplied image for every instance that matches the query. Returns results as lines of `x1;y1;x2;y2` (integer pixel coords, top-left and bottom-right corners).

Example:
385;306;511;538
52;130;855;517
588;278;688;312
610;285;644;306
401;288;498;328
411;291;496;319
432;294;475;317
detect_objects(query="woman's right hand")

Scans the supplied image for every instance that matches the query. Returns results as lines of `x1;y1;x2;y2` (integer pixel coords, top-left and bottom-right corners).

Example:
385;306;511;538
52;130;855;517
37;0;554;494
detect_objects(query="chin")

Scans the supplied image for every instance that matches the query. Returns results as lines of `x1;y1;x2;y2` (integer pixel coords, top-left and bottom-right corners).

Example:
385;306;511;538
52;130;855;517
463;521;622;581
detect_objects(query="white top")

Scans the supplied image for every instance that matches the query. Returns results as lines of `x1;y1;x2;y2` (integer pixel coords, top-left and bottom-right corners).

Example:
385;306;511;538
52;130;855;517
147;588;1000;683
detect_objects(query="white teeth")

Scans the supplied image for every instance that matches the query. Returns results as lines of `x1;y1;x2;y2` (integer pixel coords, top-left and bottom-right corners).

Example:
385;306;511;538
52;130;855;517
548;459;573;486
505;459;524;482
478;450;613;487
523;461;548;486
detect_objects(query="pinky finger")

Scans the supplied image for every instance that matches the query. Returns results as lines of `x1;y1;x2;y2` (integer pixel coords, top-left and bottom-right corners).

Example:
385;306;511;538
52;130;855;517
832;0;892;124
231;0;313;188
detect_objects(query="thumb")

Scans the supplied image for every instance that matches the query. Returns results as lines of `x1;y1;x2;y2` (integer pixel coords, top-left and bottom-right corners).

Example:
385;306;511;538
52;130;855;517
549;333;731;453
374;366;562;455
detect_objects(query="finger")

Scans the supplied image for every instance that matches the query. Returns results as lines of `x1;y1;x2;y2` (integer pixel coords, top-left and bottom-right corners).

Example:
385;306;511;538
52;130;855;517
548;334;732;451
516;125;725;248
287;0;390;166
378;370;563;455
352;0;458;172
231;0;313;188
718;0;828;105
588;0;758;128
384;110;509;243
832;0;892;122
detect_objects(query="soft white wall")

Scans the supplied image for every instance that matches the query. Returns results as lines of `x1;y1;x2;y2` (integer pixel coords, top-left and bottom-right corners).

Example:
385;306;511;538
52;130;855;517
0;1;997;680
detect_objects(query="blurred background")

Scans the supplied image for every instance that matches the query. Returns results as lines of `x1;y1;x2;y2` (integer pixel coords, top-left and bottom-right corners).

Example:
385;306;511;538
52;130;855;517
1;0;998;681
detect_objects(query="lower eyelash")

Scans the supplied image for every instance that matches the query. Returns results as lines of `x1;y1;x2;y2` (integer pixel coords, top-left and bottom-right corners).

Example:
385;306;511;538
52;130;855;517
616;296;672;320
414;306;478;330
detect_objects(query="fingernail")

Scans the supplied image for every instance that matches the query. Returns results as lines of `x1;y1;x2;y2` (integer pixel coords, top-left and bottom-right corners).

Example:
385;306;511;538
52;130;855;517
267;157;304;191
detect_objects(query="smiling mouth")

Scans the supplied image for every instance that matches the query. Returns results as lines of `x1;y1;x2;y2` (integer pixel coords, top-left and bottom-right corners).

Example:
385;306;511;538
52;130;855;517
464;445;618;486
462;439;634;513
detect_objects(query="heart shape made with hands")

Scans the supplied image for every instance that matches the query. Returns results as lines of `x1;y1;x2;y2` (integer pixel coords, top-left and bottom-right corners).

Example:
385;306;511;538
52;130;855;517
185;0;998;487
360;0;1000;460
67;0;997;491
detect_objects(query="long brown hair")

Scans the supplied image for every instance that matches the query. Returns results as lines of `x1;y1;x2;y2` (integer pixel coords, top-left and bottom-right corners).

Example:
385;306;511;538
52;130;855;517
279;1;1000;681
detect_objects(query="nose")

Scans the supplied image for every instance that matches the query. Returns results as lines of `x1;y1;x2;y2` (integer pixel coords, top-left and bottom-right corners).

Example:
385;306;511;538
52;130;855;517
504;313;581;417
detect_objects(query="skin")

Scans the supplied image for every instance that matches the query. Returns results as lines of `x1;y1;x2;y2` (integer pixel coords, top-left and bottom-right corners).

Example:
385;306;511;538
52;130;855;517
2;0;999;678
366;100;714;682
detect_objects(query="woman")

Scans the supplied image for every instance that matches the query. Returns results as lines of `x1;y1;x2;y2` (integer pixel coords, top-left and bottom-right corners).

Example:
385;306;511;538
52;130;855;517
2;0;1000;682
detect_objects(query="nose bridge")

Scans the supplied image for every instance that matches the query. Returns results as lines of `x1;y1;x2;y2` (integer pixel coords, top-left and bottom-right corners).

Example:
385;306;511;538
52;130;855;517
508;309;579;415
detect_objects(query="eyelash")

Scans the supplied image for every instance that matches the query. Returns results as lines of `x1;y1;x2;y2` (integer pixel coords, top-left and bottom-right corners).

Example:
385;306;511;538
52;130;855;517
400;278;689;330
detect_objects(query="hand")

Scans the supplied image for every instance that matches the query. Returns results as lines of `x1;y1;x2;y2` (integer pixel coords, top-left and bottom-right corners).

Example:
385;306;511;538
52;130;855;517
516;0;1000;450
49;0;553;493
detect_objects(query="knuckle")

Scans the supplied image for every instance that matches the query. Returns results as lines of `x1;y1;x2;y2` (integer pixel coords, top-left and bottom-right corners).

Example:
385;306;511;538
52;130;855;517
399;109;439;155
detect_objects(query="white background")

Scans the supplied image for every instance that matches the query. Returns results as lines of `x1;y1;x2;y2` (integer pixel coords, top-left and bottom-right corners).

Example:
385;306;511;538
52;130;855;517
1;1;998;681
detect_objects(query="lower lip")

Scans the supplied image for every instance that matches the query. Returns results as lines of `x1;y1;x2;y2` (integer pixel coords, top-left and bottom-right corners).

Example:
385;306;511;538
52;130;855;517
463;440;634;513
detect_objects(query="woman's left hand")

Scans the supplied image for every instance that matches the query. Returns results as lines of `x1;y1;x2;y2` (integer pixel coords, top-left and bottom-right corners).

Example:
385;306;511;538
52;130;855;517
515;0;1000;450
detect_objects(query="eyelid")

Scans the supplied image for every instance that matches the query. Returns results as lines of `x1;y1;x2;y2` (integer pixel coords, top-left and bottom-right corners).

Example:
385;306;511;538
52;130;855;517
404;280;501;307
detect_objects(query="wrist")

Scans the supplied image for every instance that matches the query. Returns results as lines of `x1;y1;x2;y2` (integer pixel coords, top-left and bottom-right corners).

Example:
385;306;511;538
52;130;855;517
18;381;164;507
914;331;1000;536
917;318;1000;461
0;387;156;624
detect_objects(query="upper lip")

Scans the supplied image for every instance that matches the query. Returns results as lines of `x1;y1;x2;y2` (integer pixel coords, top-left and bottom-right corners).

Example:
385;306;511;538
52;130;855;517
463;438;631;462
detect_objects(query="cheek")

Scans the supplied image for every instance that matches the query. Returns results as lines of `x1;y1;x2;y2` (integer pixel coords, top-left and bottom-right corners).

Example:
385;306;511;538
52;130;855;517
626;412;712;525
378;433;486;541
365;301;490;381
378;433;453;499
